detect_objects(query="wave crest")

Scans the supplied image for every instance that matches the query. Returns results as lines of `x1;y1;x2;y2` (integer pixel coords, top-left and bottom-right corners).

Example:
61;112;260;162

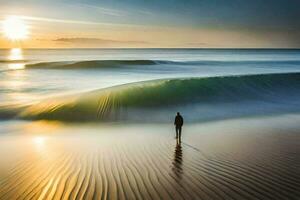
18;73;300;122
24;59;300;70
25;60;169;69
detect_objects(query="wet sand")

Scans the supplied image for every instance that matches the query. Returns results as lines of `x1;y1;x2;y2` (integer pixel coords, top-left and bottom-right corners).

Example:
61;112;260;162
0;115;300;200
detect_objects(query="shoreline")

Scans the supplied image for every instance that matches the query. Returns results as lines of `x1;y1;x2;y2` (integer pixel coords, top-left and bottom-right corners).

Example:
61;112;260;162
0;114;299;199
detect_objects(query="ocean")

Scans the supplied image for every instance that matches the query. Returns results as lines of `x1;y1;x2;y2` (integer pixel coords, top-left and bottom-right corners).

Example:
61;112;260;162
0;48;300;122
0;48;300;199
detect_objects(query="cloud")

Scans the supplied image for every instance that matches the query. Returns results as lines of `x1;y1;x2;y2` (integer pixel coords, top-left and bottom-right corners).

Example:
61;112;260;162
52;37;149;47
18;15;145;28
75;4;128;17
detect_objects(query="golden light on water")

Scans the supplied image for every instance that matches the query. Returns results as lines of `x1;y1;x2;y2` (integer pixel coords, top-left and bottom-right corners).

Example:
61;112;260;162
2;16;29;40
8;48;25;70
9;48;23;60
8;63;25;70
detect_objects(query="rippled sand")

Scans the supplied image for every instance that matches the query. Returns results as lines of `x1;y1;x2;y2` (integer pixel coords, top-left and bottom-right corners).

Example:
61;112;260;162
0;115;300;200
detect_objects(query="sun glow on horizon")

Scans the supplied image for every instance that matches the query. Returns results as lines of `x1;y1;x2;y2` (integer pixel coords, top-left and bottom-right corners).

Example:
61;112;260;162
2;16;29;40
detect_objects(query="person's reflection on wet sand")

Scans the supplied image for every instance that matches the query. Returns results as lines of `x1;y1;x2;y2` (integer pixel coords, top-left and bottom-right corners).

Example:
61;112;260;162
172;141;183;179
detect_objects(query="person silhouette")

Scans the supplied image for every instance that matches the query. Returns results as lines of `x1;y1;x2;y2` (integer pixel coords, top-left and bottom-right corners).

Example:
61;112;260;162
174;112;184;142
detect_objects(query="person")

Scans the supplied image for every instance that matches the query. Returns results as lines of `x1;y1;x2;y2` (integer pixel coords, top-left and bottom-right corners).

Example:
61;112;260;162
174;112;184;142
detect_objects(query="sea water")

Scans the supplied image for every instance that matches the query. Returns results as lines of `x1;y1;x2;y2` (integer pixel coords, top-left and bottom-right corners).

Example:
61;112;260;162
0;48;300;121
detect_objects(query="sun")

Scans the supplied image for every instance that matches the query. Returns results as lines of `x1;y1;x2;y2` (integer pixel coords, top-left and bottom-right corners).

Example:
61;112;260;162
2;16;29;40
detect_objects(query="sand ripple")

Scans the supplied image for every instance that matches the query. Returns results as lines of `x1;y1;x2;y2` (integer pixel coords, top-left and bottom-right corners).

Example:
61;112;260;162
0;124;299;200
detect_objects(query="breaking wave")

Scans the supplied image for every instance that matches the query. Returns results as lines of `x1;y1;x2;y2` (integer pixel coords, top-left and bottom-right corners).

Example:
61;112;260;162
25;59;300;70
9;72;299;122
25;60;172;69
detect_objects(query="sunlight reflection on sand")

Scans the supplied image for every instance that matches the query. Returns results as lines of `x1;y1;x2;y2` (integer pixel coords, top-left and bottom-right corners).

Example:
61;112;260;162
0;115;299;199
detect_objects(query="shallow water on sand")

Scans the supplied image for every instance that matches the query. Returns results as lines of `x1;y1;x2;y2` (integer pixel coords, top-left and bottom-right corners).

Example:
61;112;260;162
0;114;299;200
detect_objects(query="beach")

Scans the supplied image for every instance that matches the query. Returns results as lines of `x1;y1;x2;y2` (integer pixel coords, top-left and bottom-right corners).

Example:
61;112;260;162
0;115;299;199
0;48;300;199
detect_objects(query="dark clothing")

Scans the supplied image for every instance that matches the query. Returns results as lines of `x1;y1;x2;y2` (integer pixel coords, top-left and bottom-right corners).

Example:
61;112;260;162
174;115;184;141
174;115;184;127
175;126;182;140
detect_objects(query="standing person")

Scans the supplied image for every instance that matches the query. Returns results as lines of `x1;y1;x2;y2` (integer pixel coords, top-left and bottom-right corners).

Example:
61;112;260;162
174;112;184;142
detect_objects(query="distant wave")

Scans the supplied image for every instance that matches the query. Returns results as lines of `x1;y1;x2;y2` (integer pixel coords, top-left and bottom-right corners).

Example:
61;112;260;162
25;60;173;69
25;59;300;70
9;72;299;122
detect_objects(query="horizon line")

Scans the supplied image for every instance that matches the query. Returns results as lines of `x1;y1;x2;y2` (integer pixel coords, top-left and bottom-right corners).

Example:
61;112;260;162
1;47;300;50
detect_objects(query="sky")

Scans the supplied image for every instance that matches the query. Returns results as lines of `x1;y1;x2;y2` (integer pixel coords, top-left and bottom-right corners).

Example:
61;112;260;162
0;0;300;48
